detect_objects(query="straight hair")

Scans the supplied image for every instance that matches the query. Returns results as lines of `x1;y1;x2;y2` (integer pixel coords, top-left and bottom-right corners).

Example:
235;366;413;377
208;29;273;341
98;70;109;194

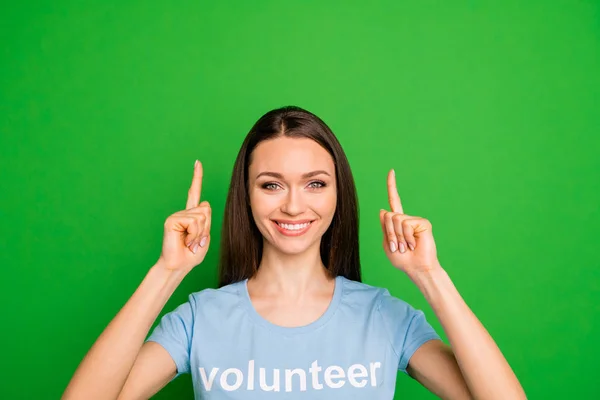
218;106;361;287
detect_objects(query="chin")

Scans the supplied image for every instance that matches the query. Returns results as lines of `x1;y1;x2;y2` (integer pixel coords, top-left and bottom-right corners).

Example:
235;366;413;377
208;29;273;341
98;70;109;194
266;235;323;257
269;241;313;256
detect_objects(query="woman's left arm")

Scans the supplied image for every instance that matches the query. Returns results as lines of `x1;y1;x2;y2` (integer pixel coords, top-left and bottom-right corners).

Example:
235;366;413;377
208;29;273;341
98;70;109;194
380;169;526;399
406;263;526;400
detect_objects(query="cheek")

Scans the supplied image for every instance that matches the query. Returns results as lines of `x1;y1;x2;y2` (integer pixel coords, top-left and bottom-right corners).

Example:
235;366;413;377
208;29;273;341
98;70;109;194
312;192;337;217
250;190;277;222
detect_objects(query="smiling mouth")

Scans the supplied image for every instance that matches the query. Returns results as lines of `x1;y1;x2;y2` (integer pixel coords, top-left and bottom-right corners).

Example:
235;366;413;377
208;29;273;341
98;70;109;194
271;220;315;236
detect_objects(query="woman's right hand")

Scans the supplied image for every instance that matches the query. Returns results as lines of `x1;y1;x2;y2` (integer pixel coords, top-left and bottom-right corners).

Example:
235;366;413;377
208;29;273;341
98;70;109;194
156;160;212;274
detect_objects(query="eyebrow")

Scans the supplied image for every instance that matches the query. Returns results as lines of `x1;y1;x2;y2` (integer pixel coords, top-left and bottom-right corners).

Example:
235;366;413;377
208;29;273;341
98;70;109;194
255;170;331;180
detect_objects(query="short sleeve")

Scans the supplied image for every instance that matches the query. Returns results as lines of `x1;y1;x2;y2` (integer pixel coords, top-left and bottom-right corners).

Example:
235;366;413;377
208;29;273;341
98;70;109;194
377;290;441;374
146;294;196;377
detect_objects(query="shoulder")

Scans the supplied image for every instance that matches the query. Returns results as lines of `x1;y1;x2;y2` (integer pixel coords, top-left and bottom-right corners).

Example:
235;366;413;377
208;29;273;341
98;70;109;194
185;280;246;313
341;278;440;370
338;275;414;315
339;277;434;341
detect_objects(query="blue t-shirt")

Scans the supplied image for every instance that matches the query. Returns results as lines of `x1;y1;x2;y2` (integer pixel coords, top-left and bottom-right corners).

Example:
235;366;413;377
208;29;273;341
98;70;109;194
146;275;440;399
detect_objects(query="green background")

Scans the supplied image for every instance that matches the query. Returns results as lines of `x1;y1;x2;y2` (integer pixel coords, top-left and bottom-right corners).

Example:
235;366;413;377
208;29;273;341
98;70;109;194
1;0;599;398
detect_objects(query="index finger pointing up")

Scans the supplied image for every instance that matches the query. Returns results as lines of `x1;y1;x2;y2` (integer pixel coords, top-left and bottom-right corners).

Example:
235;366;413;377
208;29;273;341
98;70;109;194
387;169;404;214
186;160;203;210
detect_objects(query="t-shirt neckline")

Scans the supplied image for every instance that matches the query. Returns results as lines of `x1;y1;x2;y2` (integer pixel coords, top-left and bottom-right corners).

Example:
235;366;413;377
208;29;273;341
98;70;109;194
239;275;344;335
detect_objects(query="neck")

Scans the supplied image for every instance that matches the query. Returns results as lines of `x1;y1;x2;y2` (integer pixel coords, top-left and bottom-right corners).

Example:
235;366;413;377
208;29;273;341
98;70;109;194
250;240;333;297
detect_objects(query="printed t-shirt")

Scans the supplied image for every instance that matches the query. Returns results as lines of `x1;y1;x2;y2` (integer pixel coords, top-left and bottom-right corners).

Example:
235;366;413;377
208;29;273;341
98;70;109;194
146;275;441;399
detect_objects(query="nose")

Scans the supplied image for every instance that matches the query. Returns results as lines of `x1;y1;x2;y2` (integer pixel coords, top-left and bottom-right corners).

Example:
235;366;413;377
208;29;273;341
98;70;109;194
280;187;305;216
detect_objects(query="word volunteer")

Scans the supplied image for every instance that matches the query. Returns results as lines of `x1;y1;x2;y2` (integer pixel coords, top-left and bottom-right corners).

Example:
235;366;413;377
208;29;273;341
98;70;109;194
199;360;383;392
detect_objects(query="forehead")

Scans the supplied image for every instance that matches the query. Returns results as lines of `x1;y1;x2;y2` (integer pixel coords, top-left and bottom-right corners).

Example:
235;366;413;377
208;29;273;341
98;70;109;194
249;137;334;178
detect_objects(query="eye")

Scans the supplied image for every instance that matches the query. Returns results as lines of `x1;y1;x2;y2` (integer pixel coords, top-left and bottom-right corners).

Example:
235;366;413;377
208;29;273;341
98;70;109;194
308;180;326;189
261;182;280;191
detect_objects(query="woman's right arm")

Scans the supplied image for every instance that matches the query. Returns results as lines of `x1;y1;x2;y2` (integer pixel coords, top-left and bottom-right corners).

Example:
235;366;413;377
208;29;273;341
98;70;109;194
63;160;212;399
62;262;184;400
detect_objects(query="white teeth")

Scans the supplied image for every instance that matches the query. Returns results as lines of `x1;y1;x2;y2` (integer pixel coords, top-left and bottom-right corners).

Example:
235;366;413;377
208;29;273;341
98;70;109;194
277;222;310;231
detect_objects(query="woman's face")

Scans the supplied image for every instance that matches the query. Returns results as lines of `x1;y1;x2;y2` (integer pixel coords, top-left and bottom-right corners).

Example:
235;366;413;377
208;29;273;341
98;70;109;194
248;136;337;256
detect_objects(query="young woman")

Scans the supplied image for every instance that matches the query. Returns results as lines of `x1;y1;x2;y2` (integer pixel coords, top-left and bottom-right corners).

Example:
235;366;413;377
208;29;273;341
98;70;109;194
63;106;526;399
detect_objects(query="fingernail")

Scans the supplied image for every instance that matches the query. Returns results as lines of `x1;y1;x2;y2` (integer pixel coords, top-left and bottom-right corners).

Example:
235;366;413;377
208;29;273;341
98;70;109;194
200;237;207;247
192;243;199;254
390;241;397;253
408;243;415;251
195;160;199;168
392;169;395;177
399;242;406;253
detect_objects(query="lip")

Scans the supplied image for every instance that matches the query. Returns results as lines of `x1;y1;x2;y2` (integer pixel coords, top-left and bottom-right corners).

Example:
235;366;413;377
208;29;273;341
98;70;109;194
272;219;314;224
271;219;315;237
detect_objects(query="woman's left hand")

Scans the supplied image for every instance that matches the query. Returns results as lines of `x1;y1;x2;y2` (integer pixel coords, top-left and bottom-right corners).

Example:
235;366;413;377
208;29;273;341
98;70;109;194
379;169;440;276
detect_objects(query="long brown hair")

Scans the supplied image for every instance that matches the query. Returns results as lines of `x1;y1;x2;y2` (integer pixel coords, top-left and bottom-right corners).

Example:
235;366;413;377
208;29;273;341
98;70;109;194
218;106;361;287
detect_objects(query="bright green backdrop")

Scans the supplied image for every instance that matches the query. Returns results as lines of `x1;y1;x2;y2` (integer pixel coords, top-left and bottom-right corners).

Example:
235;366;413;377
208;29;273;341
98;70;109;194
1;0;599;399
